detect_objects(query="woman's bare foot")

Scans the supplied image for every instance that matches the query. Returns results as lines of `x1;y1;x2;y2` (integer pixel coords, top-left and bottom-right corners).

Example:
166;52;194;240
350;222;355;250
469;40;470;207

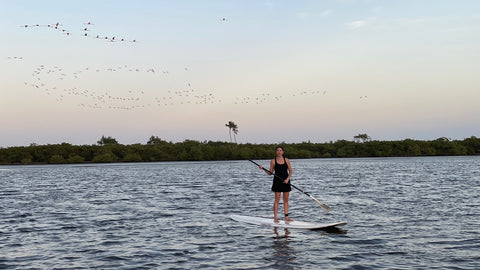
284;216;293;222
274;217;279;223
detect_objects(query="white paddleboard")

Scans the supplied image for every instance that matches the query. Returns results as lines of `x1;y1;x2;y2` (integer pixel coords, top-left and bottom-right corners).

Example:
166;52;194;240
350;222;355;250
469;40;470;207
230;214;346;230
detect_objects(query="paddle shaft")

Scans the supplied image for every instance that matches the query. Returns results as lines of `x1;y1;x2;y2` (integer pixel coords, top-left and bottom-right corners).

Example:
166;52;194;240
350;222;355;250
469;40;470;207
249;159;331;212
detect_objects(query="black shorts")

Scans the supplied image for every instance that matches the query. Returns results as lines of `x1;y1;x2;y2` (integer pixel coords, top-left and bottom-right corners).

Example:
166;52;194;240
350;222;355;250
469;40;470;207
271;179;291;192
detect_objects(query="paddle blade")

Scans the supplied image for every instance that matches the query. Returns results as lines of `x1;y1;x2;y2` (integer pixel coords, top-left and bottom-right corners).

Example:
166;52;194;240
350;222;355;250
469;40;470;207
312;197;331;212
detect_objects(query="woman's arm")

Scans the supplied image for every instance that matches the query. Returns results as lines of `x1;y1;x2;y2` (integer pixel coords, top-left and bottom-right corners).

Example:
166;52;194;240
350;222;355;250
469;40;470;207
258;159;274;175
285;158;293;183
268;159;275;175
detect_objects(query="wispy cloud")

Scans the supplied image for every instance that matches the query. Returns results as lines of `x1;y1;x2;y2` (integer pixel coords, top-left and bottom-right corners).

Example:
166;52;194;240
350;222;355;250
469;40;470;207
344;18;376;29
320;9;332;18
344;20;367;29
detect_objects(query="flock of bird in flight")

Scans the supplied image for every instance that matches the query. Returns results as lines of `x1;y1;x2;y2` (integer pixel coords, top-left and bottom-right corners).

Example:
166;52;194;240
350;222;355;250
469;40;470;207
24;63;330;111
8;19;367;111
20;21;137;43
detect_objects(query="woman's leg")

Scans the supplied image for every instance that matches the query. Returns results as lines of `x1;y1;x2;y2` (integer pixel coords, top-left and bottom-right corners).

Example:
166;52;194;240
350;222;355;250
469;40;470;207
273;192;281;223
283;192;293;221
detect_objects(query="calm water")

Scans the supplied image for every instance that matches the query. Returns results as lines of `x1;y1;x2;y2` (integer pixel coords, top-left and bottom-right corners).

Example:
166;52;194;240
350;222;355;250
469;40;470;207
1;156;479;269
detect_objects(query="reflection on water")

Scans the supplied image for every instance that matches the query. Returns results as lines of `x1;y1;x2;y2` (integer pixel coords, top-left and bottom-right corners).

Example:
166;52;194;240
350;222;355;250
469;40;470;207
313;226;348;235
265;226;348;268
273;227;291;239
265;228;297;269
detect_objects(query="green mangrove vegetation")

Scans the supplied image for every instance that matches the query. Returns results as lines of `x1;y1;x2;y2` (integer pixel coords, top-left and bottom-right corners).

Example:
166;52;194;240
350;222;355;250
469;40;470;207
1;135;479;165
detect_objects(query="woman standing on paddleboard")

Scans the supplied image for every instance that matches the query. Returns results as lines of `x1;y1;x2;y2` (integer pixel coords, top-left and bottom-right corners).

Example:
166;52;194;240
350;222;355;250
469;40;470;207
259;146;293;223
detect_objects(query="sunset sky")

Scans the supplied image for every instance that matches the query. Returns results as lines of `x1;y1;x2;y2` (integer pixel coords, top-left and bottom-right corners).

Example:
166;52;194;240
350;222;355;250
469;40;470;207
1;0;479;147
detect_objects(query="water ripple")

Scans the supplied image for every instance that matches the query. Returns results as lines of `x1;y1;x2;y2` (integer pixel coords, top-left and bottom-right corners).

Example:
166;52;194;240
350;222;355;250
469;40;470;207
0;157;479;269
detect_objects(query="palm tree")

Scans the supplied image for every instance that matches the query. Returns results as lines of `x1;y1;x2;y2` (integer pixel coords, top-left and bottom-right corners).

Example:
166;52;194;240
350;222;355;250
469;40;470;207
232;123;238;143
225;121;239;143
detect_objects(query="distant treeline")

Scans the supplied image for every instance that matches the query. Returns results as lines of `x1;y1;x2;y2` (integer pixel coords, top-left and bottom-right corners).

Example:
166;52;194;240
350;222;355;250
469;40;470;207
1;135;479;165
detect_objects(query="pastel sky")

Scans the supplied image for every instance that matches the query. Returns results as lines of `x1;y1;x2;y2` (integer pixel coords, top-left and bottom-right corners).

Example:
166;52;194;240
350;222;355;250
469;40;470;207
1;0;479;147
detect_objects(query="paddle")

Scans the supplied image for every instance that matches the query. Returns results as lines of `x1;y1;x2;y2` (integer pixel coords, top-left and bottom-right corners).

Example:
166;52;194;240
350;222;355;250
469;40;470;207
249;159;331;212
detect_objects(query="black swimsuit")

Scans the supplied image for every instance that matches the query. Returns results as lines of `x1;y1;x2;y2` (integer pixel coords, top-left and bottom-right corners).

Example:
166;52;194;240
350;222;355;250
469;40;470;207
271;157;291;192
